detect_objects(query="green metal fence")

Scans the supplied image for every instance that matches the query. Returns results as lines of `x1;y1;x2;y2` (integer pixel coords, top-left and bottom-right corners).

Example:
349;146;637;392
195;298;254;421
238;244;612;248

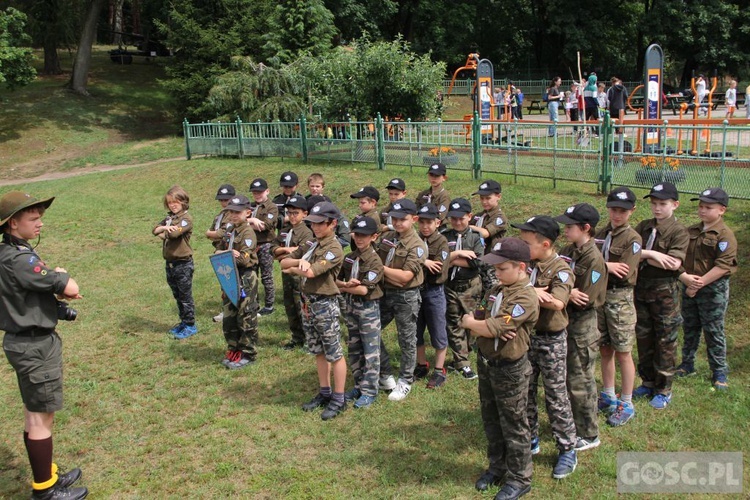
184;114;750;200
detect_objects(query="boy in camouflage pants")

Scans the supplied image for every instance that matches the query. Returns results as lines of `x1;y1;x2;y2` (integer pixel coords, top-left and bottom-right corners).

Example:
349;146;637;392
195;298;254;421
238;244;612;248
248;178;279;315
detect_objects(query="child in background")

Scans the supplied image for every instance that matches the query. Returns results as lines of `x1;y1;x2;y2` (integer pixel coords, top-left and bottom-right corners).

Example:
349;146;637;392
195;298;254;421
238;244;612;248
349;186;380;251
380;178;407;232
415;163;451;221
597;82;608;119
305;173;325;199
206;184;236;323
272;171;302;233
676;188;738;390
725;80;737;119
470;179;507;253
248;178;279;315
152;185;196;339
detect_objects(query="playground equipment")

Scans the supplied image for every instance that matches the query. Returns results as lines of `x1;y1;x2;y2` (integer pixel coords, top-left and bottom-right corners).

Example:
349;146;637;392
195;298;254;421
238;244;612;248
446;53;496;139
690;71;718;154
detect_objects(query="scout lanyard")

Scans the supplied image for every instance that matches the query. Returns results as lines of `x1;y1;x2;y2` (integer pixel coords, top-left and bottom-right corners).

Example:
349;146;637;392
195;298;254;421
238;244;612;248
450;233;463;280
284;228;294;248
384;238;399;266
299;241;319;288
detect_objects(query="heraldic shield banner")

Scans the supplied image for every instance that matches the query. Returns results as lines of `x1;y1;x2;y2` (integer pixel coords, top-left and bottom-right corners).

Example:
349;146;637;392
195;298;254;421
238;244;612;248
209;250;241;307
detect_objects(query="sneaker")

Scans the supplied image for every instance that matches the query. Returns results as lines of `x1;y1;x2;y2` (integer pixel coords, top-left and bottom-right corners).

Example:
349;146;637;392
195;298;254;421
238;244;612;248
54;466;82;489
649;392;672;410
607;401;635;426
674;362;696;377
32;485;89;500
426;369;447;389
344;388;362;402
212;312;224;323
459;366;478;380
354;394;376;409
227;353;254;369
530;436;540;455
574;436;601;452
302;393;330;412
258;306;274;316
494;483;531;500
221;349;241;367
713;373;729;391
388;379;412;401
379;375;397;391
168;322;185;335
174;324;197;339
552;450;578;479
414;362;430;380
633;384;655;399
282;341;303;351
598;392;617;414
321;399;346;420
474;470;503;492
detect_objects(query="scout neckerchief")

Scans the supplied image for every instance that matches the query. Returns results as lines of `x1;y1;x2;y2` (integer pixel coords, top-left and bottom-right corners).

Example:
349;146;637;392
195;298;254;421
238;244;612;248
490;291;503;350
284;227;294;248
349;256;360;281
640;226;657;270
529;253;559;285
299;241;319;288
384;237;399;266
450;232;463;280
601;229;613;261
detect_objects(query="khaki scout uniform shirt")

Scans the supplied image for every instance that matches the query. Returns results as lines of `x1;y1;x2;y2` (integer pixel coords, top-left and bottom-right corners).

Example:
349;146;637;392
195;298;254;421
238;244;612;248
339;245;384;301
421;230;450;286
289;233;343;296
443;227;484;282
0;236;70;334
415;187;451;220
474;205;507;254
219;221;258;271
208;209;232;249
155;210;193;261
479;276;540;362
250;198;279;244
635;215;689;281
270;222;314;258
683;220;738;276
595;223;642;287
560;239;607;311
376;228;427;290
531;253;573;332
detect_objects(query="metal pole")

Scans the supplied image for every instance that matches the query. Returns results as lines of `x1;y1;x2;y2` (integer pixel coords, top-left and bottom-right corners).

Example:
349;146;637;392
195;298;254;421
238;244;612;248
183;118;191;160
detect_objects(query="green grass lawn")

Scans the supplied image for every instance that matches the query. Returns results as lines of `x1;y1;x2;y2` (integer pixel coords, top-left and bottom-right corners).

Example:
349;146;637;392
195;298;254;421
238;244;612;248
0;159;748;498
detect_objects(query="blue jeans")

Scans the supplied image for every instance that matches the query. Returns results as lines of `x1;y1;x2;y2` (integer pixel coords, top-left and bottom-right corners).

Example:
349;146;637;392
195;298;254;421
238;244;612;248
548;101;560;136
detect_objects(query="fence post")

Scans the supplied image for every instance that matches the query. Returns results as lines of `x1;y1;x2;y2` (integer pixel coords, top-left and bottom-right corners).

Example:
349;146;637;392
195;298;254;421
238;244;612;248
473;111;481;179
183;118;191;160
600;112;611;194
300;116;308;163
720;119;728;189
376;113;385;170
236;116;244;159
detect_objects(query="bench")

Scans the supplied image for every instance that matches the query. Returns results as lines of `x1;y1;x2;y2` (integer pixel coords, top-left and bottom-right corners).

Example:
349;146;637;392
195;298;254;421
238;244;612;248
526;100;546;114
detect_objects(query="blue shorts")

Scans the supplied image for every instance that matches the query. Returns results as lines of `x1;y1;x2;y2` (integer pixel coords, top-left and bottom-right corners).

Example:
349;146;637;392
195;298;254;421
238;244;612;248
416;284;448;349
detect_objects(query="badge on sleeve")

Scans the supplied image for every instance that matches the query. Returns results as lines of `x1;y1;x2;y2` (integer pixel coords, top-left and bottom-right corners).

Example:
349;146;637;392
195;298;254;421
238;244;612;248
367;271;377;282
633;242;641;253
441;250;448;260
325;251;335;261
33;266;41;273
439;205;446;212
591;270;602;284
558;271;570;283
718;241;728;252
416;247;425;258
343;220;349;228
267;213;274;219
244;238;253;247
496;217;503;226
511;304;525;318
181;220;188;227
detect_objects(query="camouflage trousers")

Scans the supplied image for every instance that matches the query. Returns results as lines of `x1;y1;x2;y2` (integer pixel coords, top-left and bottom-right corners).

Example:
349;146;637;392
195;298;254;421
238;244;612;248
345;296;381;397
566;308;599;440
303;295;344;362
478;354;533;489
282;273;305;344
223;270;259;358
379;288;421;384
527;331;577;453
166;259;195;324
635;279;681;394
256;243;275;308
681;277;730;376
445;277;482;370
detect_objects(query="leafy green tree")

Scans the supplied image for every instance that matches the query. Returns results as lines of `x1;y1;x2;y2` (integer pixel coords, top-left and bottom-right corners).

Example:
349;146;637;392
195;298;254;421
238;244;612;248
0;7;36;90
262;0;337;64
323;0;397;42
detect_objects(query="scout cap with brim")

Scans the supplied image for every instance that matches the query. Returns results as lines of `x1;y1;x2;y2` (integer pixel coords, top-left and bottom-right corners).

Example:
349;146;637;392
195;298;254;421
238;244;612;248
511;215;560;242
417;203;439;219
351;216;379;235
215;184;236;200
473;179;502;195
606;186;636;209
691;187;729;207
446;198;473;218
0;191;55;227
387;199;418;218
305;201;341;222
481;237;531;265
644;182;679;200
284;196;308;210
225;195;251;212
554;203;600;226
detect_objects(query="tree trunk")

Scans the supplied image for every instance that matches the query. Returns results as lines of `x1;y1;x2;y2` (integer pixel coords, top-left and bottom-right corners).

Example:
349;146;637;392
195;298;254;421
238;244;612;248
68;0;107;95
112;0;125;46
42;41;62;75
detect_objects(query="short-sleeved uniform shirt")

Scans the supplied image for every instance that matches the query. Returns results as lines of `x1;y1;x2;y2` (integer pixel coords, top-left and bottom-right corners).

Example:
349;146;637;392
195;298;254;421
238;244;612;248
208;209;232;249
594;223;642;287
155;210;193;261
421;230;450;286
415;187;451;221
531;253;573;332
270;222;314;259
474;205;507;254
339;244;384;301
634;215;689;281
560;238;607;311
250;199;280;244
442;227;484;281
376;228;427;290
683;220;738;276
479;276;540;362
218;221;258;271
289;233;343;296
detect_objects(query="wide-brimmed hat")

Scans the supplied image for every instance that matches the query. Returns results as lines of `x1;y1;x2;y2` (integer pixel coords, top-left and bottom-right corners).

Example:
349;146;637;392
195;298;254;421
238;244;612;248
0;191;55;227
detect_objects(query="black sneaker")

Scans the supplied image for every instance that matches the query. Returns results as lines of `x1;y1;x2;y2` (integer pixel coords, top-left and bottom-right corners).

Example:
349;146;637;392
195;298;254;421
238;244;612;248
426;368;447;389
56;468;82;489
32;485;88;500
259;306;274;316
494;483;530;500
459;366;478;380
414;362;430;379
321;399;347;420
302;393;330;412
475;470;503;491
282;341;304;351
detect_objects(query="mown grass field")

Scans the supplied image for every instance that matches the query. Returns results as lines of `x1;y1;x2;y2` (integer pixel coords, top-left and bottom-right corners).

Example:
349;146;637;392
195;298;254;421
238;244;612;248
0;160;748;499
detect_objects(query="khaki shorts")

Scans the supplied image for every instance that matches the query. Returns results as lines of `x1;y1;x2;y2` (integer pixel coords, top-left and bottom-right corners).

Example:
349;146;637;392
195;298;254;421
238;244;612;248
3;331;63;413
597;287;636;352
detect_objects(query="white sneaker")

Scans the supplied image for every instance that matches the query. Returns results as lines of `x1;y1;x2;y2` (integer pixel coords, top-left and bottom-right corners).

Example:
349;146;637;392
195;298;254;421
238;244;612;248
388;379;412;401
379;375;397;391
212;312;224;323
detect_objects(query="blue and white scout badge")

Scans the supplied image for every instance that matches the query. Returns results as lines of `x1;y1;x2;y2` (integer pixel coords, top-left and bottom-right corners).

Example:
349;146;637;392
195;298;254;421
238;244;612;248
267;213;274;219
181;219;188;227
209;251;241;307
591;270;602;283
417;246;425;258
439;204;446;213
633;242;641;253
718;241;728;252
325;251;335;261
367;270;377;282
349;257;360;281
244;238;253;248
558;270;570;283
511;304;525;318
496;217;503;226
441;250;448;260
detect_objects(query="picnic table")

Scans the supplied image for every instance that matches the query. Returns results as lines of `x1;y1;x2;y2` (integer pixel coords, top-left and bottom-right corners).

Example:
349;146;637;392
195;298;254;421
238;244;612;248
526;100;547;114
